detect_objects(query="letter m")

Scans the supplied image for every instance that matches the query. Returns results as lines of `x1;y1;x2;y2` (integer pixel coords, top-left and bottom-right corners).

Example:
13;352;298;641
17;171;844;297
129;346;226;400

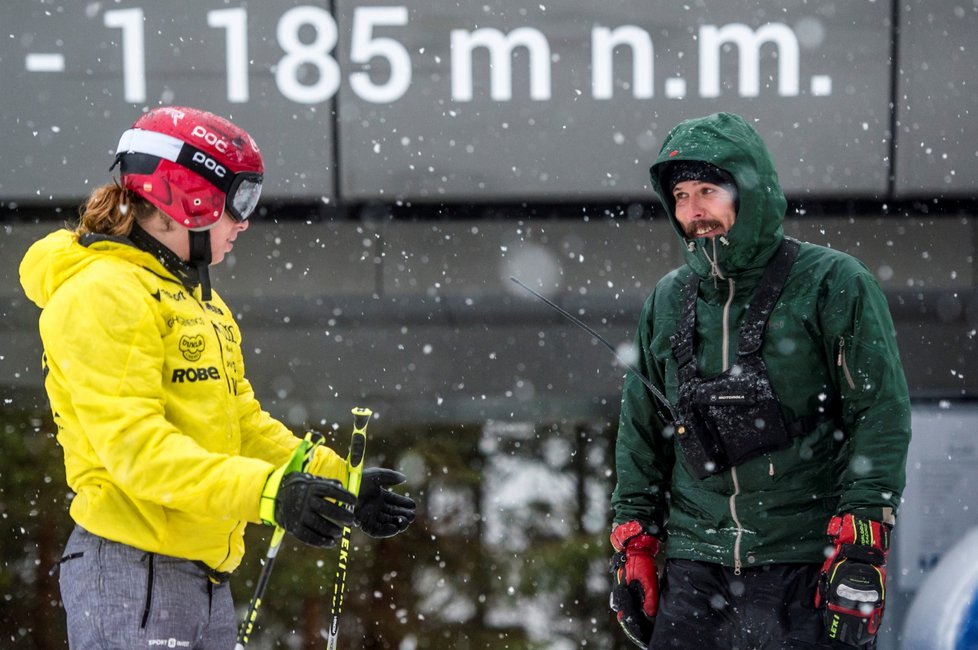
699;22;799;97
451;27;552;101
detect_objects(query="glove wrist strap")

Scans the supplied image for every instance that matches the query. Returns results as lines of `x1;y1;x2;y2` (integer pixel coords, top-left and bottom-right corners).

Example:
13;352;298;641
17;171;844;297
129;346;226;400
827;513;891;557
260;466;287;526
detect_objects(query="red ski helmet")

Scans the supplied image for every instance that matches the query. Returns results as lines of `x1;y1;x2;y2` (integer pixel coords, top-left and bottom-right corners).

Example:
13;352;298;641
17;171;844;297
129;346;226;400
113;106;263;230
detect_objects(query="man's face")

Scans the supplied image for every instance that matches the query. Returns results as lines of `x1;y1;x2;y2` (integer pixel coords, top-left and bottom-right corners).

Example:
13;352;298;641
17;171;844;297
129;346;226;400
672;180;737;239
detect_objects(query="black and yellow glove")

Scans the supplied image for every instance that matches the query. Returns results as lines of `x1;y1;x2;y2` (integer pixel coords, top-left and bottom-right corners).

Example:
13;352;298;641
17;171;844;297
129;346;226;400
260;467;356;548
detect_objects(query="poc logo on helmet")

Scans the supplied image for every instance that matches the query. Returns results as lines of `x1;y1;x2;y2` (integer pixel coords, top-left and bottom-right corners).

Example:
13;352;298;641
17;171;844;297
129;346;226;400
191;151;227;178
191;125;228;153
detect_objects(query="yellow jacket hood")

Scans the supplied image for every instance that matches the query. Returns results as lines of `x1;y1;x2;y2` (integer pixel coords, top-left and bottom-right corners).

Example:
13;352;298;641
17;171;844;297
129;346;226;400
20;229;138;309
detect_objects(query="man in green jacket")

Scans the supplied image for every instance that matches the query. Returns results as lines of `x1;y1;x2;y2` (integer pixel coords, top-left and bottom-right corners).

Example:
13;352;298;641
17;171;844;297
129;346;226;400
609;113;911;648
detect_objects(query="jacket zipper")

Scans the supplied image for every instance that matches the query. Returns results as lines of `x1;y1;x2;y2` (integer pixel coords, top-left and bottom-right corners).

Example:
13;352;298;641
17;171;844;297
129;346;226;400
702;242;747;573
837;336;856;389
720;275;745;573
211;323;235;395
730;466;744;575
140;553;155;628
189;289;236;395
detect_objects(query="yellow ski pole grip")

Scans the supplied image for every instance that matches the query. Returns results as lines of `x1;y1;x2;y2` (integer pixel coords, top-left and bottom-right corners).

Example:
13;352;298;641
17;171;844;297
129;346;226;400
346;407;371;496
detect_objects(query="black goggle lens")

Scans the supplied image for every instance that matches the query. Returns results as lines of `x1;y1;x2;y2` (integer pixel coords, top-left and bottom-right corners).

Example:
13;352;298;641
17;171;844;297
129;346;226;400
227;174;262;222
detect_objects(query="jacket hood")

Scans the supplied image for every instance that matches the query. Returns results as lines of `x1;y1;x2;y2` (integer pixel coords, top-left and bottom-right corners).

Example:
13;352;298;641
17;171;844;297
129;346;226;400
650;112;787;277
20;228;166;309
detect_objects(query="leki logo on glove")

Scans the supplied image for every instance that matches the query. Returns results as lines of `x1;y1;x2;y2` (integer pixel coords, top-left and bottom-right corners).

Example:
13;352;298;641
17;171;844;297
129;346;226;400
179;335;205;361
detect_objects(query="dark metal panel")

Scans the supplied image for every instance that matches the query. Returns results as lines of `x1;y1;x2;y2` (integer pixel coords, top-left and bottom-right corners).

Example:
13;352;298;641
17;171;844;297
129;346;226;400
336;0;893;200
0;2;895;204
894;1;978;197
0;1;337;202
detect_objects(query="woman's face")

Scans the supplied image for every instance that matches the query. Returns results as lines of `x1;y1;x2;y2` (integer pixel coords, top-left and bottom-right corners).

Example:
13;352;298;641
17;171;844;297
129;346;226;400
207;212;249;265
143;210;249;265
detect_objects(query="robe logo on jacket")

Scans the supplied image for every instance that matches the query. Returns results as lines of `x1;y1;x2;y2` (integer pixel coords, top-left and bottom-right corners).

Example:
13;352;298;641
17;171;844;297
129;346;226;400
171;366;221;383
179;334;205;361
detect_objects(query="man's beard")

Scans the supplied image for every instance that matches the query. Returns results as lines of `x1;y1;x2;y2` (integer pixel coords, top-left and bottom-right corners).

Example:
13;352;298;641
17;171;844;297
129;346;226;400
684;220;725;238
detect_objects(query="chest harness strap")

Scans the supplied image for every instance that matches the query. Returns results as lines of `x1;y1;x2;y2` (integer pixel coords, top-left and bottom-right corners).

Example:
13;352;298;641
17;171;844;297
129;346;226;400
669;237;812;479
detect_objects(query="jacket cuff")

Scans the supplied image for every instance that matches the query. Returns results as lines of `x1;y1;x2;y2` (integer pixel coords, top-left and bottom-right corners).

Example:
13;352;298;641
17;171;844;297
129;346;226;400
306;446;349;485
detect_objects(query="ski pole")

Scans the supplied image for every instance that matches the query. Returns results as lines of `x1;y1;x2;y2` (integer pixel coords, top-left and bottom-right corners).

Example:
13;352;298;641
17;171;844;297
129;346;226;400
235;431;323;650
324;406;371;649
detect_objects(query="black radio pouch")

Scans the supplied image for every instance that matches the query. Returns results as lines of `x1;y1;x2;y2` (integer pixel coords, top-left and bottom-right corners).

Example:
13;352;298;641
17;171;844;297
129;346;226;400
669;238;801;479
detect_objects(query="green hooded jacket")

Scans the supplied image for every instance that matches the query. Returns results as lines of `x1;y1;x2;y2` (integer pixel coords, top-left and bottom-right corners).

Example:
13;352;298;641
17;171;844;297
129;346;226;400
611;113;911;569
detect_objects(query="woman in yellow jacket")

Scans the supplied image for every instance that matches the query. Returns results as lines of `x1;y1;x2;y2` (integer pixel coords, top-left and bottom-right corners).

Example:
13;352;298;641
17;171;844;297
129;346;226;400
19;106;415;649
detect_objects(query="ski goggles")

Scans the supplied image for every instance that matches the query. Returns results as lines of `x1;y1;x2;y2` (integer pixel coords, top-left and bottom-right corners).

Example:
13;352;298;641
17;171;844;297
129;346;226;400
224;172;263;222
114;128;263;223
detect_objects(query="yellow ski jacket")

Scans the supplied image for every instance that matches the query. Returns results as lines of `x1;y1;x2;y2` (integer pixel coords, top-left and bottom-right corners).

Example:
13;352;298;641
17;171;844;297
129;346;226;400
20;229;347;572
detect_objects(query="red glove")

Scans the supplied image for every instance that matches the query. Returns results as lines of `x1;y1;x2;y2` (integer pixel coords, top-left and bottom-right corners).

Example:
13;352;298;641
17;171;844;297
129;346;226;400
816;514;890;646
610;521;659;648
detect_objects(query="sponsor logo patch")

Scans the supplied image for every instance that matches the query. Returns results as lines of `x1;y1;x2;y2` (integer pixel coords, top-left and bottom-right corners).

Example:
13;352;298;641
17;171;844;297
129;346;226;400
148;638;190;648
171;366;221;383
179;335;205;362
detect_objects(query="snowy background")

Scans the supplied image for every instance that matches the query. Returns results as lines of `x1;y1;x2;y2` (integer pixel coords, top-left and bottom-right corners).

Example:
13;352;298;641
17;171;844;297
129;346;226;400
2;1;978;648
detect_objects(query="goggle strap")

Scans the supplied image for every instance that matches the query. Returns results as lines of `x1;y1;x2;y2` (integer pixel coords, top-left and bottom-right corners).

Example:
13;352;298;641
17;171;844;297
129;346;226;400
116;128;262;223
116;129;184;164
116;128;241;194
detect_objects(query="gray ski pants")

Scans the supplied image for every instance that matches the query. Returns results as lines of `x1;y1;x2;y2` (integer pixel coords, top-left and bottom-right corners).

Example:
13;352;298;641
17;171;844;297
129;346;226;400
58;526;236;649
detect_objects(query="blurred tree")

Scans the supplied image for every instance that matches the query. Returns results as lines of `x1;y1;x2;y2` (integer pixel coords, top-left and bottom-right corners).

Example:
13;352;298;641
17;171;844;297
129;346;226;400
0;396;70;649
1;406;624;649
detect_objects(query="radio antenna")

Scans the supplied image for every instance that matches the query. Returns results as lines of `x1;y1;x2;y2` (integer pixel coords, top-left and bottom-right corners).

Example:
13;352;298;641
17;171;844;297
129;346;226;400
509;276;677;421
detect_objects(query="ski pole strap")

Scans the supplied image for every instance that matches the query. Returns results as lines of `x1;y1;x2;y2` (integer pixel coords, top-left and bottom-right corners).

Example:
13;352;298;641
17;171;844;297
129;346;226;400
259;432;322;526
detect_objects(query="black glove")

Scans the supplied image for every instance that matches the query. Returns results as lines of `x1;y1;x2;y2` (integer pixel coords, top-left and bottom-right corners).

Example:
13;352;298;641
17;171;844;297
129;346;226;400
354;468;416;538
261;471;356;548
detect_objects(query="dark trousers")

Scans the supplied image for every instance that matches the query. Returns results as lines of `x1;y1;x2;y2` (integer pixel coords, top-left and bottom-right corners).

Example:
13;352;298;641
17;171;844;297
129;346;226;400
648;559;870;649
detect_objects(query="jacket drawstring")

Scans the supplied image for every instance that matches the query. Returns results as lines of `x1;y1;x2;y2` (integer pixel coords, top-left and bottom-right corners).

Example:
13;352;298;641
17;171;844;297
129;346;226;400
700;237;729;287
